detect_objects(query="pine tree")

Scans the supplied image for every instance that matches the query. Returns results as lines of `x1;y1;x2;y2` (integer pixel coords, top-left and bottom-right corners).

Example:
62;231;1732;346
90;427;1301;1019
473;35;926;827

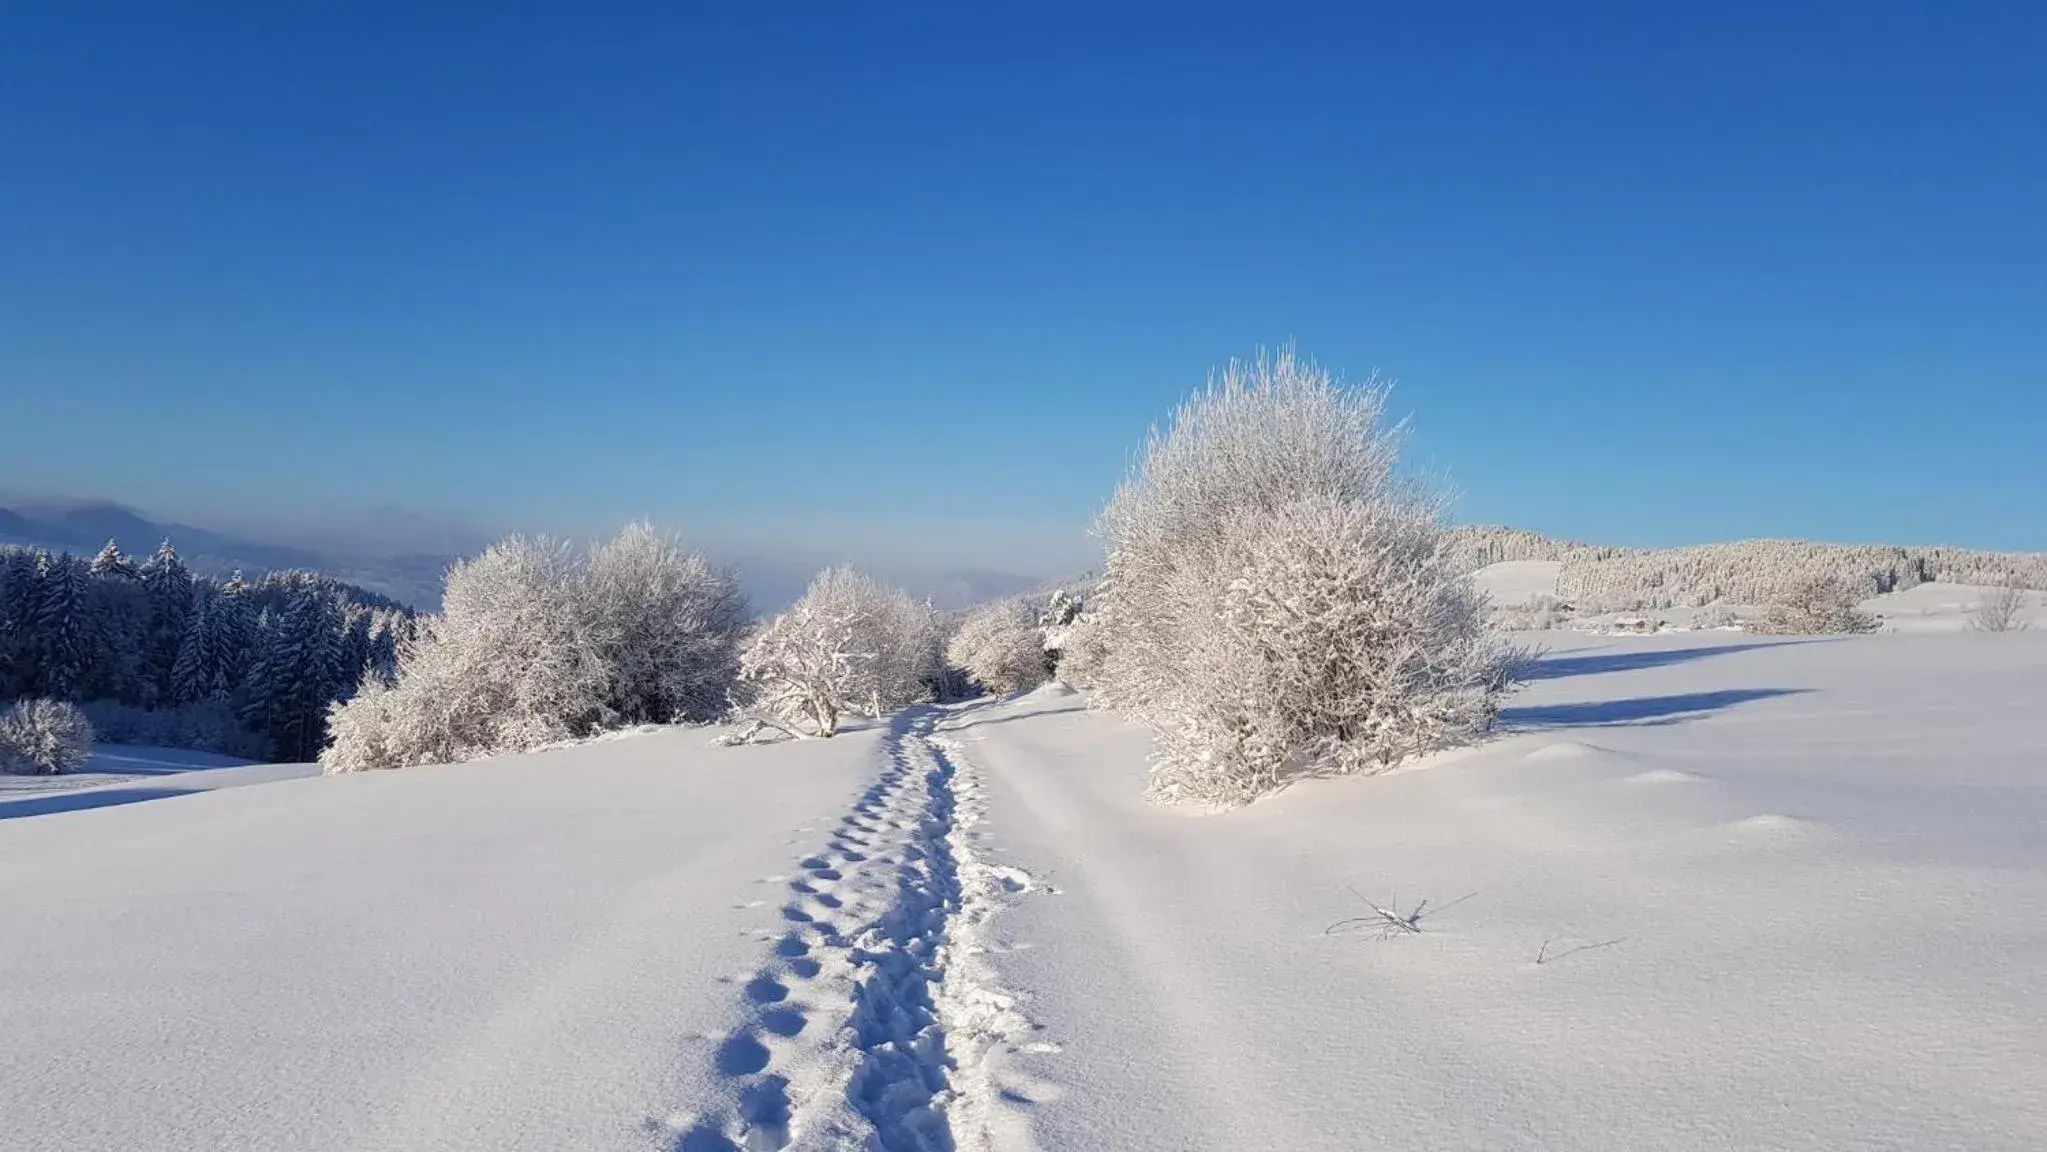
139;540;195;704
89;539;138;581
30;553;91;699
171;587;222;704
241;591;344;761
0;549;41;697
213;573;256;697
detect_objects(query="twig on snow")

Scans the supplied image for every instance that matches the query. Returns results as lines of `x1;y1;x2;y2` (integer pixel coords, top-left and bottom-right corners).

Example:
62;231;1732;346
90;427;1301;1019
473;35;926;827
1325;885;1476;939
1535;936;1624;965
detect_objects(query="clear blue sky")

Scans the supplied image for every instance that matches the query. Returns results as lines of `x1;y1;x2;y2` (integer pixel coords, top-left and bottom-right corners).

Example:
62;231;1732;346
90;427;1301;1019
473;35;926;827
4;2;2043;577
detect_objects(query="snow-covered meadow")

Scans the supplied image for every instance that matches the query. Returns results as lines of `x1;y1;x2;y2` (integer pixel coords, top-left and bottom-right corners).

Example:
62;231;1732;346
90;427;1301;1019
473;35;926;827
4;630;2044;1151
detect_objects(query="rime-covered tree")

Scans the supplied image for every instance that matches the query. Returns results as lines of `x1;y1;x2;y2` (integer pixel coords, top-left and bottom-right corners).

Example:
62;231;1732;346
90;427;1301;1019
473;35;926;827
582;522;750;725
1092;348;1521;806
947;598;1050;695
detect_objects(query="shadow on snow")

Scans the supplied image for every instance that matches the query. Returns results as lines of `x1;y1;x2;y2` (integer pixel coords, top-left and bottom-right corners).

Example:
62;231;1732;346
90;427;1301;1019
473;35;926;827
1500;688;1807;730
0;786;199;820
1513;640;1818;681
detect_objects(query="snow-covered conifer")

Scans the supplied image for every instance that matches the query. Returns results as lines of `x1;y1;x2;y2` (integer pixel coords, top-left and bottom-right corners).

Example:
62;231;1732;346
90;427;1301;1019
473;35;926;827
90;539;138;580
30;553;92;699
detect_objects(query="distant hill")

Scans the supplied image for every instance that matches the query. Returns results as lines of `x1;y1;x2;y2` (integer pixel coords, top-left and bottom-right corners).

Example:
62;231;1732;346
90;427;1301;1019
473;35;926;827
1444;524;2047;613
0;499;451;610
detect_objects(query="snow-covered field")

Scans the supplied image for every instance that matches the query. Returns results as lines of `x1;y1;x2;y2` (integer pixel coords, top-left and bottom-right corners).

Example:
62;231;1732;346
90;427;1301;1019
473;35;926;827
1474;559;2047;633
4;633;2045;1150
0;745;314;818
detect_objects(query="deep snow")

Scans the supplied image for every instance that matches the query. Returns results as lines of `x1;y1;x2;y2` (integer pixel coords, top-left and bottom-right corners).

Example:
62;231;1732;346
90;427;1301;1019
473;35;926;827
4;633;2045;1150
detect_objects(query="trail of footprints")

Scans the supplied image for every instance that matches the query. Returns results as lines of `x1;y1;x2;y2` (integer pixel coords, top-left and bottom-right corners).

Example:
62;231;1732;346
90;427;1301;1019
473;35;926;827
673;713;994;1152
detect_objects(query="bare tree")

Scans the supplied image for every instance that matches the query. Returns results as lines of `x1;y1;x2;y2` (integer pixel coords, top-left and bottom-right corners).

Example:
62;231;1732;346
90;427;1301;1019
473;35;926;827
1971;574;2030;633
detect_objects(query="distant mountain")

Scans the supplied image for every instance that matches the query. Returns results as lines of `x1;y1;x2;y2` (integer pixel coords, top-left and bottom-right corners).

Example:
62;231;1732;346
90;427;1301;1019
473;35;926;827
0;499;451;610
918;569;1047;612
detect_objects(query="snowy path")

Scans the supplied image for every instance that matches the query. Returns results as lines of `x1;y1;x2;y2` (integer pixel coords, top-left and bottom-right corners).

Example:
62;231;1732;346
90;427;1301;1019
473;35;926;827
673;708;1040;1152
953;636;2047;1151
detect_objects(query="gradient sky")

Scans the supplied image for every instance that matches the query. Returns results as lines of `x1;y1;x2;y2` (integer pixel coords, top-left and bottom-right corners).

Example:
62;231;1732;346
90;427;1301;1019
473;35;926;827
4;2;2043;577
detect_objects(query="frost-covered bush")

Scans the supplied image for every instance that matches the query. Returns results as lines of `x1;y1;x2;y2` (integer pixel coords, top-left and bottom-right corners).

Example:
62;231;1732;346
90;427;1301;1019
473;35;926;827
78;699;269;759
0;698;96;775
583;523;751;724
1046;610;1109;688
724;566;940;741
1092;348;1521;806
946;599;1050;695
322;527;747;772
1488;593;1573;632
1757;576;1879;635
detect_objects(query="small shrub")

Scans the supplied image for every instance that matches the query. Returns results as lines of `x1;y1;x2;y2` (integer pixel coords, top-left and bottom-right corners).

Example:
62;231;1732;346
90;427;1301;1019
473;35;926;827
1971;576;2030;633
0;698;96;776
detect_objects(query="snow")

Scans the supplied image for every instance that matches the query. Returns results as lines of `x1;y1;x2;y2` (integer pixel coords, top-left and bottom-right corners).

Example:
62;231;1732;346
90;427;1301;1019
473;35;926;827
5;634;2047;1149
0;744;311;818
1860;579;2047;633
1471;558;1562;606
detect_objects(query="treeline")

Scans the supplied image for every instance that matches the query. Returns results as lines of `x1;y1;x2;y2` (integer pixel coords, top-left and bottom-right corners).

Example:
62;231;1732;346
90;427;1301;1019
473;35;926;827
0;540;413;760
1444;526;2047;613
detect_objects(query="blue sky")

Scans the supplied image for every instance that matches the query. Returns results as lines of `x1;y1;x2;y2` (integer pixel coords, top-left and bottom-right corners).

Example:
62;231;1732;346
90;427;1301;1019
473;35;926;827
3;2;2043;577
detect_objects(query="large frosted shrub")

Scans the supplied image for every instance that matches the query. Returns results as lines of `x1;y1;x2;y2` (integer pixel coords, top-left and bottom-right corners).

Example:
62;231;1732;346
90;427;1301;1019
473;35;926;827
1092;349;1521;806
322;527;746;771
725;566;941;741
0;698;96;776
946;599;1050;695
1757;576;1878;635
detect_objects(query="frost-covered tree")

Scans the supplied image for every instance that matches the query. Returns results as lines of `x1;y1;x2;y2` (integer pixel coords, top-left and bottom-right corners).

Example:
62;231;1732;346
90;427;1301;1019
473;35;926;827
1047;609;1109;688
1758;576;1879;636
583;522;750;725
947;598;1050;695
0;698;95;776
323;526;744;772
722;566;933;741
1092;348;1521;806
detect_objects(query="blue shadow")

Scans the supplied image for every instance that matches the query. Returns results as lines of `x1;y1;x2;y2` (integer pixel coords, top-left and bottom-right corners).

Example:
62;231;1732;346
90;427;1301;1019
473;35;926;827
1501;688;1806;730
1516;641;1809;682
0;786;197;820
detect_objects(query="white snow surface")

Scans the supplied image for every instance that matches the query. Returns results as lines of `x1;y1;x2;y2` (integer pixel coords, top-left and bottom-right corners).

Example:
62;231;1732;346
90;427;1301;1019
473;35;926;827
5;634;2047;1150
1471;558;1562;606
0;745;311;817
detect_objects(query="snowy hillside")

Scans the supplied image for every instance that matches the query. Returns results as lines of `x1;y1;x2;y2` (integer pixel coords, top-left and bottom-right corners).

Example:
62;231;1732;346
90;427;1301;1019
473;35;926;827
4;632;2045;1150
